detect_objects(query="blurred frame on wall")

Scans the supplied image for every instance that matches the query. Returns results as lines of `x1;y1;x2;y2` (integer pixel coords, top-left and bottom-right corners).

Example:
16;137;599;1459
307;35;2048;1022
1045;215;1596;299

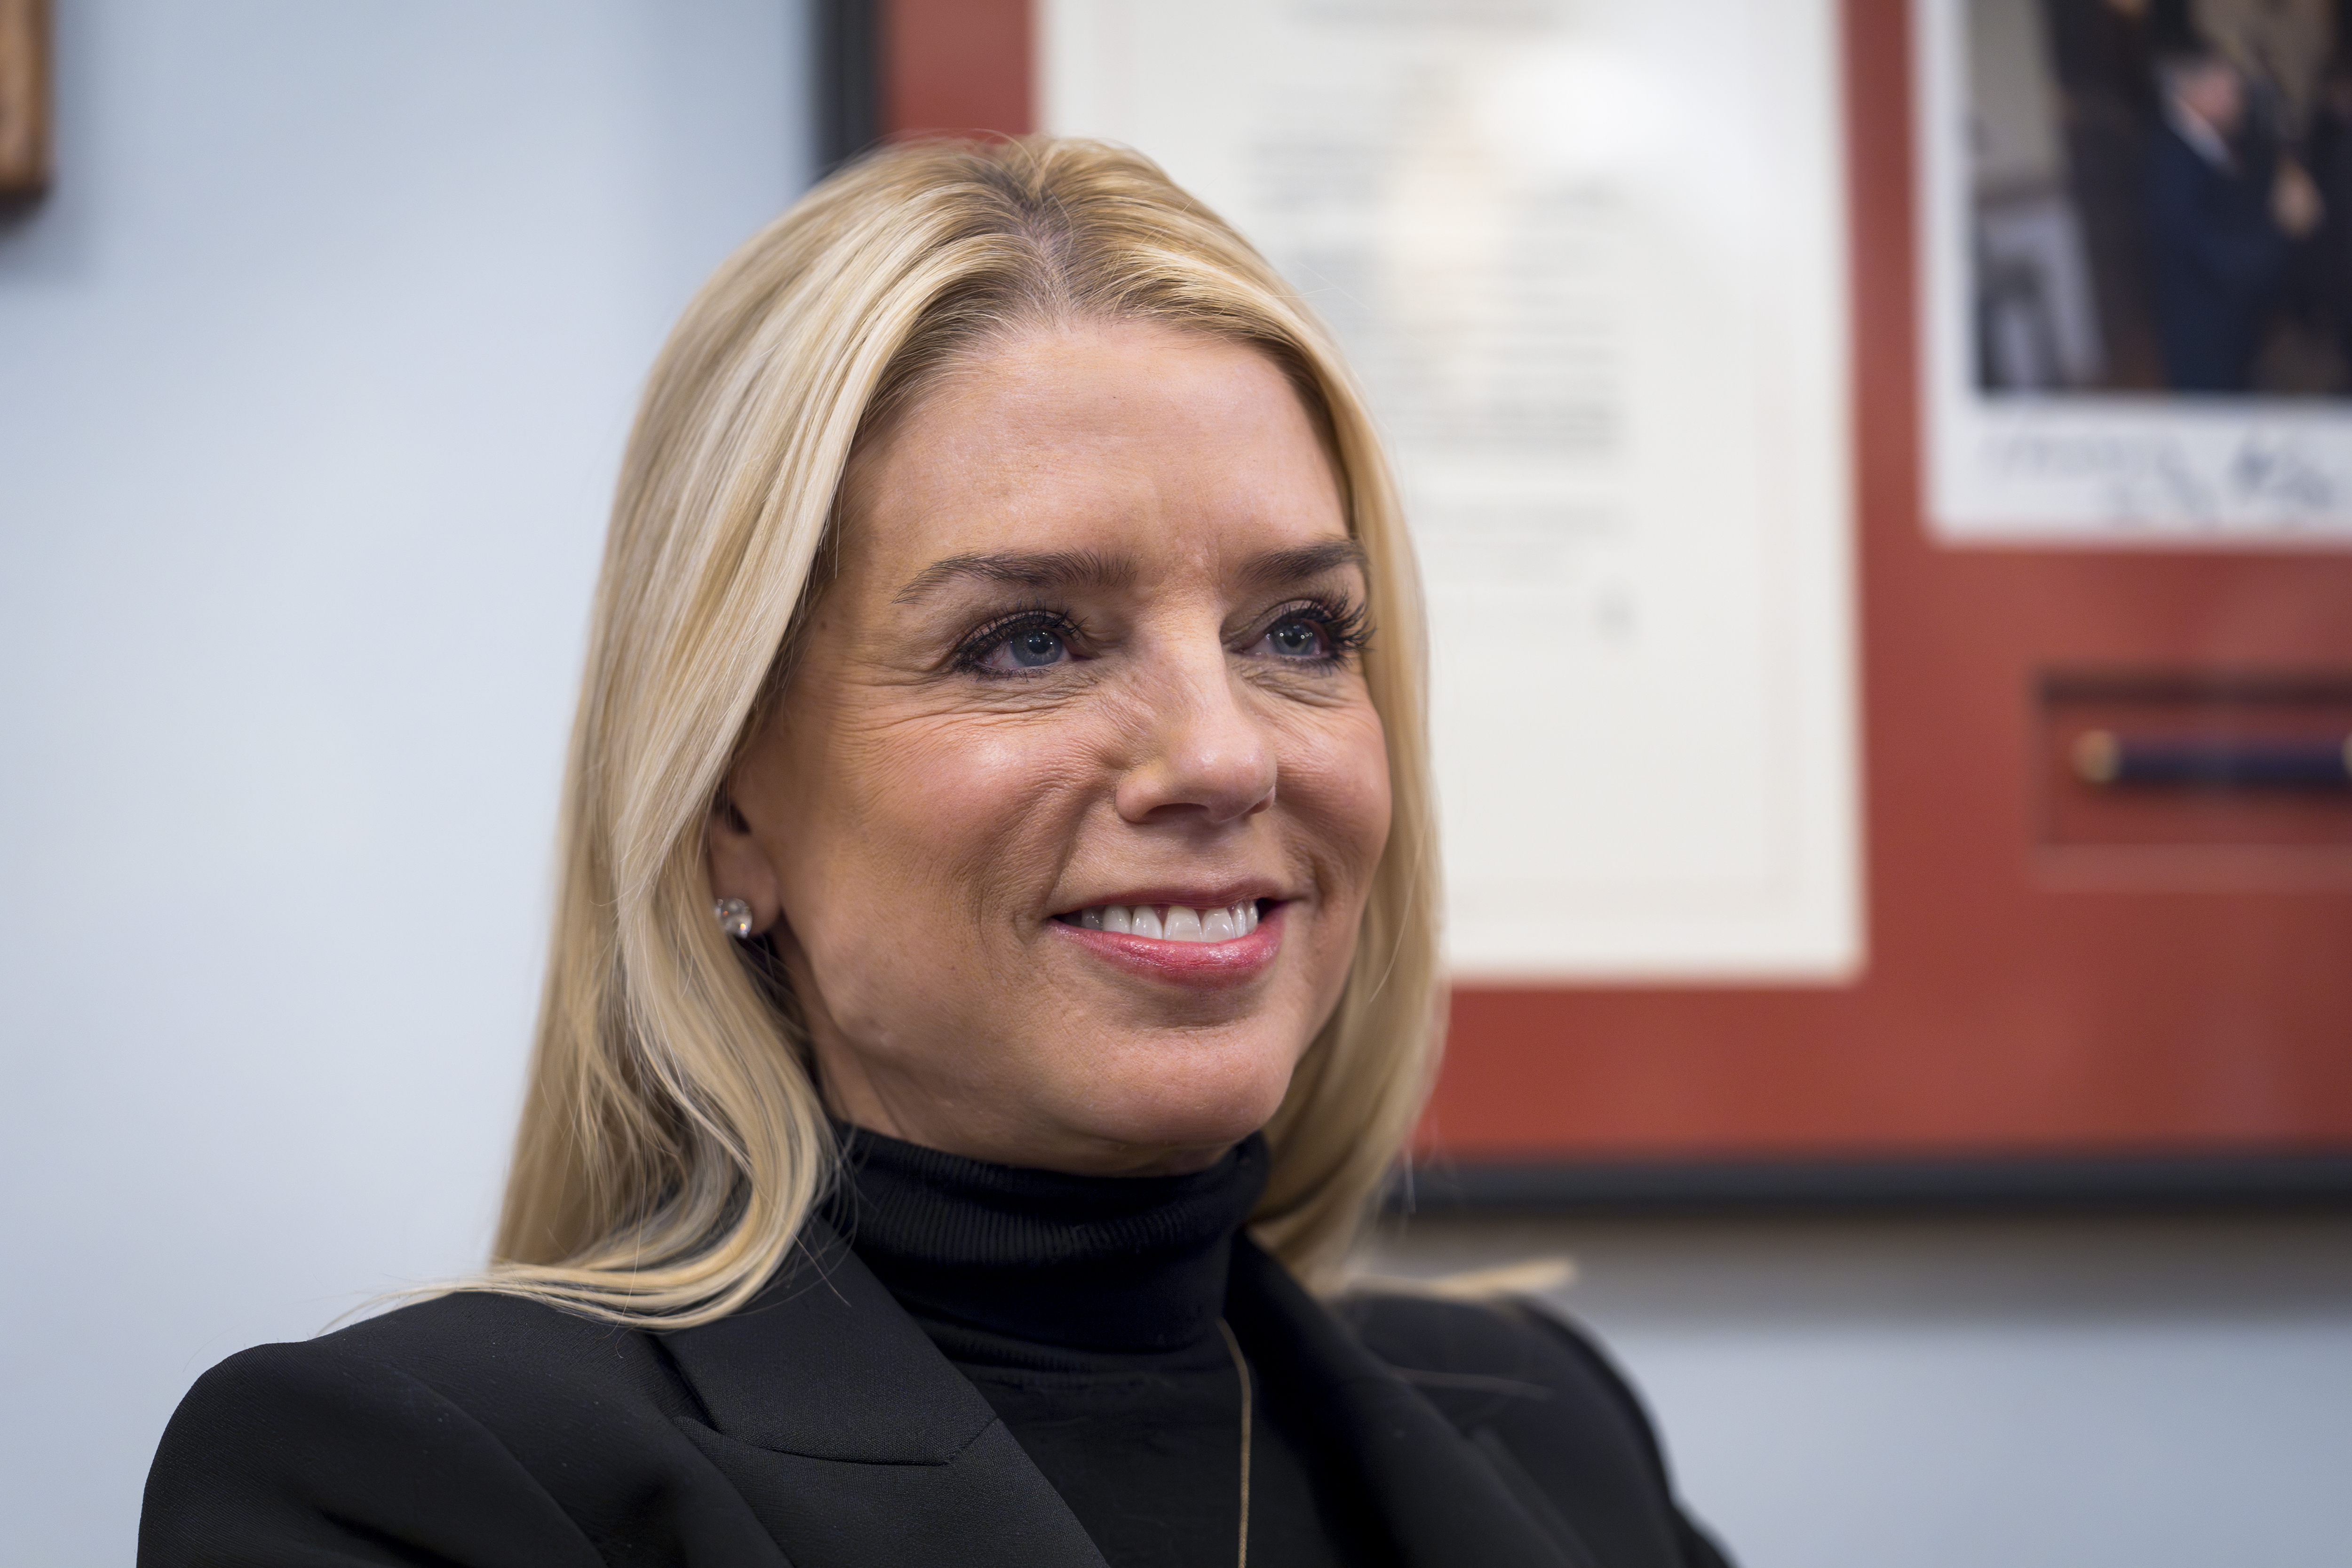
1923;0;2352;541
1040;0;1862;984
835;0;2352;1205
0;0;49;198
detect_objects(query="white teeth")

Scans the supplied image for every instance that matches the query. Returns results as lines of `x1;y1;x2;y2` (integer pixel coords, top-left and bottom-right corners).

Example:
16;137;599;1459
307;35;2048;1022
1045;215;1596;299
1069;901;1266;942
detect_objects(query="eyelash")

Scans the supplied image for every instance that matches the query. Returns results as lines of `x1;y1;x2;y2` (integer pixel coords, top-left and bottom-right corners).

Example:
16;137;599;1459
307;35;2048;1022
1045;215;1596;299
950;607;1081;677
1258;597;1373;667
949;597;1373;678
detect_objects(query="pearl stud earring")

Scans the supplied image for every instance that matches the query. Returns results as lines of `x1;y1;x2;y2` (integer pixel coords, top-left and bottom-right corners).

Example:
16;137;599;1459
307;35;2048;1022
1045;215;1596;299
714;898;754;939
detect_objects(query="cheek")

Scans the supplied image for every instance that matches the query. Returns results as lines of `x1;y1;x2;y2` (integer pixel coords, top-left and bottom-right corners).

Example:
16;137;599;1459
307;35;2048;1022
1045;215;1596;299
1282;704;1393;898
766;714;1090;1056
784;710;1093;948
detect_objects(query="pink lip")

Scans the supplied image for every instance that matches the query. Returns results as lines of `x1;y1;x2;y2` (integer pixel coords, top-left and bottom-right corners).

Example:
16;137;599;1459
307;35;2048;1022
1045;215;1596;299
1049;900;1287;989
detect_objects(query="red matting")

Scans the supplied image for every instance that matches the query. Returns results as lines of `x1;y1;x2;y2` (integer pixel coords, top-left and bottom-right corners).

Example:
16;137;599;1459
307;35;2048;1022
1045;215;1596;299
1428;0;2352;1164
889;0;2352;1165
881;0;1033;139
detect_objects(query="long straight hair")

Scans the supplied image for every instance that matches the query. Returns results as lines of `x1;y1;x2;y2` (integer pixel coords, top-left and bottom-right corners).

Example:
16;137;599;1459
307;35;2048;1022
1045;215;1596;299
486;138;1442;1327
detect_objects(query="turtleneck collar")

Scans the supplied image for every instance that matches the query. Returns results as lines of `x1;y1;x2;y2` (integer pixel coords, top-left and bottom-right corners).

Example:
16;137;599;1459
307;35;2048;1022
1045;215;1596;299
821;1125;1269;1357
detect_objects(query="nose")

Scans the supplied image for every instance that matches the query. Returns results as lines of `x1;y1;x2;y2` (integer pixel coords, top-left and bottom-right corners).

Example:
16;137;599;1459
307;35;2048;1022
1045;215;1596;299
1114;648;1278;827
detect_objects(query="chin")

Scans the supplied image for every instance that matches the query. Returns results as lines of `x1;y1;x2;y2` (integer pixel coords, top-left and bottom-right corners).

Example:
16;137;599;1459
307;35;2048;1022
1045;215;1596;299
1068;1040;1300;1161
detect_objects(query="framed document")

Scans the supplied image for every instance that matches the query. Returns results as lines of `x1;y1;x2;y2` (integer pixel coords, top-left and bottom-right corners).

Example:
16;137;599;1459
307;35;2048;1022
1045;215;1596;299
1043;0;1863;982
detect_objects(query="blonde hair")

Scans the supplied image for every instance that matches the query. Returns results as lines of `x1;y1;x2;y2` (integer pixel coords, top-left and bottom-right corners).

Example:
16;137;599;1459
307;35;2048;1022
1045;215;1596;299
486;137;1442;1328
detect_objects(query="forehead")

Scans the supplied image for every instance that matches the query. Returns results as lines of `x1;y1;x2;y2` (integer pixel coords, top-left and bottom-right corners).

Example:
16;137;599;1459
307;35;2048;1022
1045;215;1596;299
841;321;1350;581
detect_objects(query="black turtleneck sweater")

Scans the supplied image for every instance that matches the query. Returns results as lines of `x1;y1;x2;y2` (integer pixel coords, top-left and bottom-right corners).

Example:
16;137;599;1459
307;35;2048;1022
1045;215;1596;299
822;1128;1392;1568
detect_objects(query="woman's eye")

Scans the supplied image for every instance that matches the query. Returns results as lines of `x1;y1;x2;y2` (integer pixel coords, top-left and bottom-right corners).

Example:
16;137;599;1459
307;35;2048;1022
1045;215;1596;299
1263;617;1329;659
979;623;1068;672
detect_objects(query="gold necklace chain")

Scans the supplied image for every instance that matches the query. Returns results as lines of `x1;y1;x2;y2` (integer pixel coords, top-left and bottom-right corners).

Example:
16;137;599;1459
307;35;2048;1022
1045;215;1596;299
1215;1318;1252;1568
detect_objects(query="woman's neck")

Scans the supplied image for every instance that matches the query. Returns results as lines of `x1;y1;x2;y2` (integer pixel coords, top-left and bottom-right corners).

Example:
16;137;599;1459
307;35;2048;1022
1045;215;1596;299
821;1123;1269;1360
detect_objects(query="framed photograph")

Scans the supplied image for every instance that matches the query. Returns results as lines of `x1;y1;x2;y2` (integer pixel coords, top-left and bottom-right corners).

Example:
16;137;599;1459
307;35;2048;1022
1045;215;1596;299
1920;0;2352;544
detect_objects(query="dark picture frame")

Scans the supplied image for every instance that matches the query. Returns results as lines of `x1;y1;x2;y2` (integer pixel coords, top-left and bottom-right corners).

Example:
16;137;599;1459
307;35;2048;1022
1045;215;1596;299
0;0;48;199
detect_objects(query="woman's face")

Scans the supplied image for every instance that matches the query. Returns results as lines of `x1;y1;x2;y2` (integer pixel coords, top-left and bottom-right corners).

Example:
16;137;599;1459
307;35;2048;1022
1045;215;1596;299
709;320;1391;1176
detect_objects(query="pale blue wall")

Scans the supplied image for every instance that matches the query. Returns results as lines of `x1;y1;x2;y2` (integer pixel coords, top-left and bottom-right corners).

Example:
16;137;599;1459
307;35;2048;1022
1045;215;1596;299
1372;1213;2352;1568
6;7;2350;1568
0;4;810;1561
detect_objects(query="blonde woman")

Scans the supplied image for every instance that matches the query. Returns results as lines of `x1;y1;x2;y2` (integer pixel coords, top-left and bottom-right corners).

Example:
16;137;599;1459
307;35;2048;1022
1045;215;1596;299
141;139;1731;1568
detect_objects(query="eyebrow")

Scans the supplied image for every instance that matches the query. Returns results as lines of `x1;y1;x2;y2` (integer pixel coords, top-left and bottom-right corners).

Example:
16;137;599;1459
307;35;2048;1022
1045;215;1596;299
892;539;1367;605
892;549;1132;604
1239;540;1368;591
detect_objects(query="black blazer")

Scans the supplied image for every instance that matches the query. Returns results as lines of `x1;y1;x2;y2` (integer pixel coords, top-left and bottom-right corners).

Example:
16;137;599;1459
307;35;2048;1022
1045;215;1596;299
142;1223;1730;1568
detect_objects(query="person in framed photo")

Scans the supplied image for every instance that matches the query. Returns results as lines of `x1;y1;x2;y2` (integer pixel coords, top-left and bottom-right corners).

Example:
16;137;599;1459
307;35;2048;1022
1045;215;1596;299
2141;46;2312;390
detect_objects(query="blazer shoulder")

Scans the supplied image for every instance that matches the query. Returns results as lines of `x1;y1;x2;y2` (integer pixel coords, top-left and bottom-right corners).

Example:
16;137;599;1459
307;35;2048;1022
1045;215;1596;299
170;1287;705;1455
142;1291;751;1568
1336;1291;1735;1568
315;1285;693;1406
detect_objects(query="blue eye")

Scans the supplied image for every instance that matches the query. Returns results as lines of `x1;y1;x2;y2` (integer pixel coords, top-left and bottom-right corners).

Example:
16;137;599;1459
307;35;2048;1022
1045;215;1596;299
958;614;1077;676
1248;597;1370;667
1265;618;1327;658
1004;627;1065;668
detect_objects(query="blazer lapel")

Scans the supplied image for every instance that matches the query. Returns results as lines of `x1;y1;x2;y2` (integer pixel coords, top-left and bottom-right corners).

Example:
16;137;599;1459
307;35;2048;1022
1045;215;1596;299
661;1219;1107;1568
1226;1236;1588;1568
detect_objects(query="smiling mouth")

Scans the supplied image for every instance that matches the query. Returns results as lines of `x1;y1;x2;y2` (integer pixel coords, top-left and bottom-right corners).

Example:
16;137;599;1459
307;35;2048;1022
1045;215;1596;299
1056;901;1264;942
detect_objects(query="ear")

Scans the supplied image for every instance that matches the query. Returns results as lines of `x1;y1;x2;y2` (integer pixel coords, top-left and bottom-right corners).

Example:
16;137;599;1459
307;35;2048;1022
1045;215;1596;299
706;788;784;937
